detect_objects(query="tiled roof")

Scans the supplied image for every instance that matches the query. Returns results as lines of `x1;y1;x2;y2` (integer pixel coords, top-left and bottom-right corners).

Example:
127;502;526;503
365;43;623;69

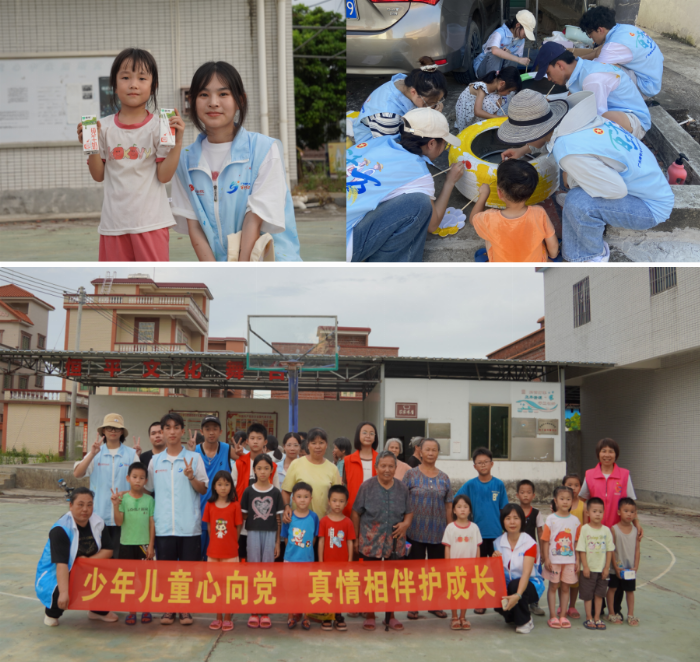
0;300;33;325
0;284;55;310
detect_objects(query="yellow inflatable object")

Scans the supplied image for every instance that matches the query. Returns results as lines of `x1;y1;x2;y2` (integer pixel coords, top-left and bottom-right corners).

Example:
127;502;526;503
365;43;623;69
346;111;360;149
447;117;559;209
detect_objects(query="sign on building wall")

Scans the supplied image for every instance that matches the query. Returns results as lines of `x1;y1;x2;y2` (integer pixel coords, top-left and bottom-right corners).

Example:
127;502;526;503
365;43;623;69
537;419;559;435
227;412;279;443
395;403;418;418
170;410;220;437
511;384;559;419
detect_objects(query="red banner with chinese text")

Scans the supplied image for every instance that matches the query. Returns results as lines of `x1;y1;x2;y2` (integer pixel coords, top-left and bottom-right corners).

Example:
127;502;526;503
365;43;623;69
68;558;506;613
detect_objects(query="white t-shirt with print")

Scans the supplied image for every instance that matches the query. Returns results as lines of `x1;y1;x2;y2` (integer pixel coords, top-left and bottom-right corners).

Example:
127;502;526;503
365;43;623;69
97;112;175;235
442;521;483;559
170;139;287;236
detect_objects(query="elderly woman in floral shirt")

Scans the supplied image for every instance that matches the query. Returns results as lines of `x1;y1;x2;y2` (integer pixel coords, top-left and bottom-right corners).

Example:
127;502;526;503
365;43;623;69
351;450;413;632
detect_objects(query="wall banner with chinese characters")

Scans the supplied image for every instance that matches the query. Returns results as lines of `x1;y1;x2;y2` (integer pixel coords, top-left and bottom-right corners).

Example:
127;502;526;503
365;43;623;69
68;558;507;613
226;412;278;443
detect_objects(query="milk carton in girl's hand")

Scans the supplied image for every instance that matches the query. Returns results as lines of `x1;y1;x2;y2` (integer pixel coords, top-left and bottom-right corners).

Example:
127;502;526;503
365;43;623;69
160;109;176;146
82;115;99;154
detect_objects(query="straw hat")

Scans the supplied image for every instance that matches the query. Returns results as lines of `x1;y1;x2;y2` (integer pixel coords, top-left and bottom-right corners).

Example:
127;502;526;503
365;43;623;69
496;89;568;145
97;413;128;437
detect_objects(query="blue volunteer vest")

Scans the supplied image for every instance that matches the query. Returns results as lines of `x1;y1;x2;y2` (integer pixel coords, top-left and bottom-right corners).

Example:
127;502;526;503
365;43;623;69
151;448;204;537
552;120;673;225
89;443;136;525
196;441;231;513
473;24;524;75
176;129;301;262
346;135;431;244
35;512;105;608
603;24;663;97
567;59;651;131
354;74;416;144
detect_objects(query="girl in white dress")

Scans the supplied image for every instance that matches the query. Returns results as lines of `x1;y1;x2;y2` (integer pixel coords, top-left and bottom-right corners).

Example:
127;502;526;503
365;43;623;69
455;69;522;131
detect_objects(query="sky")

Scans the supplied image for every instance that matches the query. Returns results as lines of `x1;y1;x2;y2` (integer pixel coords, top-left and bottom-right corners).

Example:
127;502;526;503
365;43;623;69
1;266;544;361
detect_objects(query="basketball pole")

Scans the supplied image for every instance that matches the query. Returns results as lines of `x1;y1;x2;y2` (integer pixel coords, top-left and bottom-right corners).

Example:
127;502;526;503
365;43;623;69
282;361;302;433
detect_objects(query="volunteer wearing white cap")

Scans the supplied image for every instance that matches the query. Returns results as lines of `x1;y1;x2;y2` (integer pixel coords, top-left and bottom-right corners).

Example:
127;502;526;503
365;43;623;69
472;10;536;79
346;108;465;262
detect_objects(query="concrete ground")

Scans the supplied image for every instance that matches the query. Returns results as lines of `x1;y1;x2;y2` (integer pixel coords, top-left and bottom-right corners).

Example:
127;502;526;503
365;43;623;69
0;207;345;263
2;490;699;662
347;27;700;262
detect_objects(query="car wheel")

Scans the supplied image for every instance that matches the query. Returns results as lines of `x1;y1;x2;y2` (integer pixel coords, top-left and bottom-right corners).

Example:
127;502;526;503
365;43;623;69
448;117;560;207
452;20;482;84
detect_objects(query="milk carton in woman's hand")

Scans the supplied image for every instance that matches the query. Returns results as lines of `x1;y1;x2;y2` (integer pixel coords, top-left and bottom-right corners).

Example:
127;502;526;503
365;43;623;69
159;109;176;146
82;115;99;154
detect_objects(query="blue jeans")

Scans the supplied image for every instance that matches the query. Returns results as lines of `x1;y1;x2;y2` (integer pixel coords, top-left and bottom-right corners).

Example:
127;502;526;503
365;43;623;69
562;187;658;262
351;192;433;262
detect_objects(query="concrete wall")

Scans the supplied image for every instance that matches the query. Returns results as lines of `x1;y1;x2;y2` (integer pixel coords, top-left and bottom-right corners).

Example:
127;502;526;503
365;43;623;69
580;352;700;511
383;378;563;461
5;403;61;453
544;267;700;366
0;0;297;216
638;0;700;47
88;394;364;454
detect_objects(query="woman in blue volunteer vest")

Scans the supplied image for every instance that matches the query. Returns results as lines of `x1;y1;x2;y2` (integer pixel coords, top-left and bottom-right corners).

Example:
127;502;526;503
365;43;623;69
171;61;301;262
472;11;536;78
36;487;118;626
346;108;465;262
353;56;448;145
532;43;650;139
579;6;663;97
73;412;139;554
497;89;673;262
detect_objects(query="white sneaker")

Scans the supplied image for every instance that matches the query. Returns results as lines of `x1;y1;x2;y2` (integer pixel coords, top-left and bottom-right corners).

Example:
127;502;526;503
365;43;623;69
555;192;568;207
88;611;119;622
516;618;535;634
44;615;59;627
585;241;610;263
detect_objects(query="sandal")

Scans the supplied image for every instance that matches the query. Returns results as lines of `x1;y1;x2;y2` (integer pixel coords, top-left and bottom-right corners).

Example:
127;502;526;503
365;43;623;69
259;615;272;629
248;615;260;628
222;620;234;631
461;619;472;630
608;613;623;624
141;612;152;624
321;620;333;631
566;608;581;619
209;619;223;630
406;611;421;620
429;610;448;619
596;620;607;630
560;617;571;629
334;619;347;631
383;618;404;631
301;618;311;631
548;618;561;629
125;613;137;626
160;612;175;625
627;615;639;627
474;608;486;615
179;613;193;626
363;617;376;631
451;617;461;631
287;616;297;630
583;619;597;630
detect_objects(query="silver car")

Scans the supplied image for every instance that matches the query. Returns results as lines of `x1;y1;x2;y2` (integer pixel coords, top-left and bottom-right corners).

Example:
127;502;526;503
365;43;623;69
347;0;503;84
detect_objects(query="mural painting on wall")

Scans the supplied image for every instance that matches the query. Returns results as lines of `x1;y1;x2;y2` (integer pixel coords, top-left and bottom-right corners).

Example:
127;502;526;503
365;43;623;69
227;412;279;443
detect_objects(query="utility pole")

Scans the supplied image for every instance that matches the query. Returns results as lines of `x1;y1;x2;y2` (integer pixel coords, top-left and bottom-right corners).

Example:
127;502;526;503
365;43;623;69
67;287;86;461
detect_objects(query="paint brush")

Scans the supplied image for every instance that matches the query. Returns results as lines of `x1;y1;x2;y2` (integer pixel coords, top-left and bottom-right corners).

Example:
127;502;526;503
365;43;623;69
525;48;530;73
461;191;482;211
545;84;555;99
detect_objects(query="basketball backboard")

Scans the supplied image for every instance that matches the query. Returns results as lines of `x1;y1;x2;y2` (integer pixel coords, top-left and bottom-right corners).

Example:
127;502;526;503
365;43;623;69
246;316;339;372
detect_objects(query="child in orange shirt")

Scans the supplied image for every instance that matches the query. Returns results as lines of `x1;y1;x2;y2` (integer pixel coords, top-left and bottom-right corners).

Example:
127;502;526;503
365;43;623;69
469;159;559;262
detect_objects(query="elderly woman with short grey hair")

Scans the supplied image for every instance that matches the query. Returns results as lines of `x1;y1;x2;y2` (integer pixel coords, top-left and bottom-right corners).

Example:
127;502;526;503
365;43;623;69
403;437;453;620
385;438;412;480
351;449;413;632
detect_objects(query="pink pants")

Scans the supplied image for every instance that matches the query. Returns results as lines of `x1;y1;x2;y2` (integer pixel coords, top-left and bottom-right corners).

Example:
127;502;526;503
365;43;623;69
99;227;170;262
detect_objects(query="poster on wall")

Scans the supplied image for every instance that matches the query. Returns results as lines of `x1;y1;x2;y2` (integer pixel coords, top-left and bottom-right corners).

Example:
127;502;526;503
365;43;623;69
510;384;560;433
170;410;220;438
227;412;279;443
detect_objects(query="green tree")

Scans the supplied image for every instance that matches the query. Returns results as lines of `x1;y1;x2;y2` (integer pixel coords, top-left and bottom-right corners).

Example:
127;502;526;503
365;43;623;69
565;412;581;431
293;4;345;149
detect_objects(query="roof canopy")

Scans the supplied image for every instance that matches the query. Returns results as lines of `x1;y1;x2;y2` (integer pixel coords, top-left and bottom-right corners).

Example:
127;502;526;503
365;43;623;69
0;350;613;398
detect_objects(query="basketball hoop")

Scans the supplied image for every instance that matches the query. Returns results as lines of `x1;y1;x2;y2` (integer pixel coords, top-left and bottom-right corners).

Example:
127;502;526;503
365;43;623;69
278;361;304;373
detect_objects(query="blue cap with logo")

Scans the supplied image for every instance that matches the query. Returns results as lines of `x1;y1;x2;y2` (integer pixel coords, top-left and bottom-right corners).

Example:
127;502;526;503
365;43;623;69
533;41;568;80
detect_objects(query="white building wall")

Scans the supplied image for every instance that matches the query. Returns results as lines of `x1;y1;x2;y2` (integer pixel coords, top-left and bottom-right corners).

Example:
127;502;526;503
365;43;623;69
544;267;700;366
0;0;297;215
579;351;700;510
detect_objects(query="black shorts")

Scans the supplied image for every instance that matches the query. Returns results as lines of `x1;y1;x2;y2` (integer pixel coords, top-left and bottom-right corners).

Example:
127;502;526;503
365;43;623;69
118;544;148;560
480;539;495;557
608;574;636;592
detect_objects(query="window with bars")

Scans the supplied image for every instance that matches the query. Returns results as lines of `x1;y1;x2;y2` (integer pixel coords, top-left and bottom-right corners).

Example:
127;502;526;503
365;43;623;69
21;332;31;349
649;267;677;295
18;375;29;389
38;334;46;349
35;374;44;388
573;277;591;328
3;374;11;389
